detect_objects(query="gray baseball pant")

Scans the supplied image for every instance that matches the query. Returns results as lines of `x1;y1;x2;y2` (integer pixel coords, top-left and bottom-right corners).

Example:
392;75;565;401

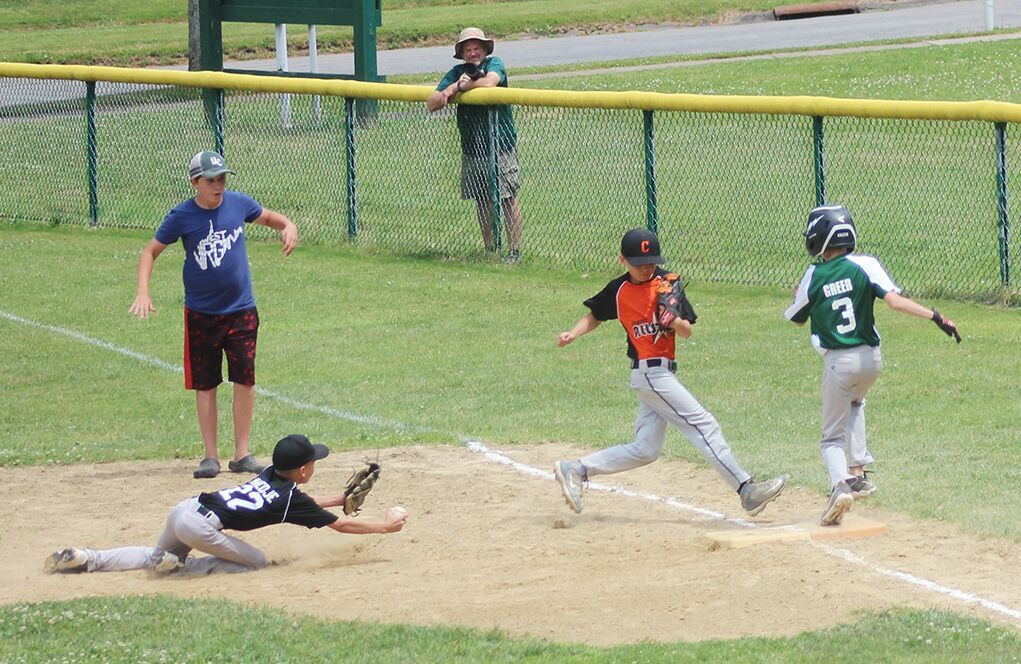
580;365;752;491
84;497;266;574
820;345;882;488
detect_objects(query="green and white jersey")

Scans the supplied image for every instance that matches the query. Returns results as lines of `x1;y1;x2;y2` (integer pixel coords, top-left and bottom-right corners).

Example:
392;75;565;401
784;254;900;350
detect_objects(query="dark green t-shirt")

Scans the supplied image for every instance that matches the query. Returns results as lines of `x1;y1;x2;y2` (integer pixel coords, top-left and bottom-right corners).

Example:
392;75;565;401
437;55;517;157
785;254;900;349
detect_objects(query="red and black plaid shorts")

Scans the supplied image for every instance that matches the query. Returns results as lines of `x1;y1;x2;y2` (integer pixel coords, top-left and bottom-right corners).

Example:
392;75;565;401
183;307;259;390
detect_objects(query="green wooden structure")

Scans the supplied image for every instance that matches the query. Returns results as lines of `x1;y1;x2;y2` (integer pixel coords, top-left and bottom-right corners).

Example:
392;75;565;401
197;0;381;80
197;0;382;147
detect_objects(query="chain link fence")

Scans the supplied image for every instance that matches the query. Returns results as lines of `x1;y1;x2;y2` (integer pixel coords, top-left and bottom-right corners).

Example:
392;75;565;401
0;67;1018;302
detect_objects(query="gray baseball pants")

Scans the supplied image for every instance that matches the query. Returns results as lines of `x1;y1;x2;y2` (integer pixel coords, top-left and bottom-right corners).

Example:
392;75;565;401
83;497;266;574
580;364;752;491
820;345;883;488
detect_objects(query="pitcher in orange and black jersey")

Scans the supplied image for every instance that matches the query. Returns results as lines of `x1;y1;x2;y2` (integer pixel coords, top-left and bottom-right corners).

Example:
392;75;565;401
552;228;790;517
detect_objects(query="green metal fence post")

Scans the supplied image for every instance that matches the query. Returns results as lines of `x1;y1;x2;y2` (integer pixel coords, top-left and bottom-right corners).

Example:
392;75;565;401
487;106;502;252
352;0;380;121
86;81;99;226
995;122;1010;287
214;89;225;156
345;97;358;240
813;116;826;206
643;110;658;233
197;0;223;134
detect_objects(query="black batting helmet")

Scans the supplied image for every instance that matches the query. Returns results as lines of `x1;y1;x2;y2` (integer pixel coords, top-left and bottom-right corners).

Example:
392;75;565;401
804;205;856;257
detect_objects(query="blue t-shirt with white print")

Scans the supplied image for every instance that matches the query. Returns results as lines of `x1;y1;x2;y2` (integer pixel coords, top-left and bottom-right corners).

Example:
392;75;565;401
155;190;263;314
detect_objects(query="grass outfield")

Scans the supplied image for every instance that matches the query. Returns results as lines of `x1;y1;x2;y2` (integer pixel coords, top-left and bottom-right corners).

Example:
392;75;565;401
514;37;1021;102
0;77;1016;299
2;224;1019;542
3;22;1021;658
2;597;1019;662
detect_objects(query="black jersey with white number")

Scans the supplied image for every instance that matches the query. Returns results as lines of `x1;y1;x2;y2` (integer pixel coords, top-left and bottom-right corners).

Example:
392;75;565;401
198;467;339;531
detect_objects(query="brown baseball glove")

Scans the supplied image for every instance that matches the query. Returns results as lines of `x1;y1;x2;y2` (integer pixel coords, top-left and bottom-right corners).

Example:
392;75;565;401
656;273;696;328
343;461;381;516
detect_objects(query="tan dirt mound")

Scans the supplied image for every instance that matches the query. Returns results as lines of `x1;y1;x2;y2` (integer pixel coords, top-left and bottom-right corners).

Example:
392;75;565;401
3;444;1020;645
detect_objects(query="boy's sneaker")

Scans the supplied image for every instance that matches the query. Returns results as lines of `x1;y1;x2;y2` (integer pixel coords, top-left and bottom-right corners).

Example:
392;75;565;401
153;551;182;574
739;474;790;517
554;460;586;514
193;457;220;479
820;480;854;526
228;454;266;474
847;473;877;499
44;548;88;573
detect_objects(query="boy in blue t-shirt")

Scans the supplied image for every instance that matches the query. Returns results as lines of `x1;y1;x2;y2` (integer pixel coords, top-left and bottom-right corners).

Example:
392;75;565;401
130;151;298;479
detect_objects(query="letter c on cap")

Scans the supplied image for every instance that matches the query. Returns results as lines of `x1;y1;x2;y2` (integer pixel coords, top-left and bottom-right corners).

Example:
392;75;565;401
641;240;650;253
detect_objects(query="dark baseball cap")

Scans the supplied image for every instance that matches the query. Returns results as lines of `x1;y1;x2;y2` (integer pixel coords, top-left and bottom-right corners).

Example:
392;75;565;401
272;434;330;471
188;150;235;179
620;228;664;265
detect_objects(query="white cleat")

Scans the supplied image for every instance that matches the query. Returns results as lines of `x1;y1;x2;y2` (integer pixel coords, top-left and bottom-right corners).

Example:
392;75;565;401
554;460;586;514
153;551;183;574
44;548;88;573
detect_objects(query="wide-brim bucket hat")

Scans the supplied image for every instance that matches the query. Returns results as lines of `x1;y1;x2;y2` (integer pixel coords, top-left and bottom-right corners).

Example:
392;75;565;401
454;27;495;59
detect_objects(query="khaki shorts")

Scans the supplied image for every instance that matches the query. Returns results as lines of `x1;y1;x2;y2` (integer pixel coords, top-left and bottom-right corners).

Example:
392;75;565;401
461;148;521;201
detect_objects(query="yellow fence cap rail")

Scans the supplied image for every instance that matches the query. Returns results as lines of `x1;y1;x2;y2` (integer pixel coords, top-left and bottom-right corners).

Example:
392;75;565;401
3;62;1021;123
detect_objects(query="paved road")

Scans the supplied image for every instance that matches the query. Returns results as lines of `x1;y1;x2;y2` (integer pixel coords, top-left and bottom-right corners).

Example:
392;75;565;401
3;0;1018;106
219;0;1021;77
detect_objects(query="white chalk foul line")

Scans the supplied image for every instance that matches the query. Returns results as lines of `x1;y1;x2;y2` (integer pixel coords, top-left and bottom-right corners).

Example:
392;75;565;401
463;439;752;527
0;310;442;437
815;542;1021;621
1;310;182;374
4;308;1019;624
469;439;1021;623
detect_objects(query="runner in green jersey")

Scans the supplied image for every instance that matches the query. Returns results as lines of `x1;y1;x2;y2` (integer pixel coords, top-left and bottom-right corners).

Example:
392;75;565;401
785;205;961;526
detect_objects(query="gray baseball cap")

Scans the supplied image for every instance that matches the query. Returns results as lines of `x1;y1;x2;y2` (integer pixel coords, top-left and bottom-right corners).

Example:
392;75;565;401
188;151;235;179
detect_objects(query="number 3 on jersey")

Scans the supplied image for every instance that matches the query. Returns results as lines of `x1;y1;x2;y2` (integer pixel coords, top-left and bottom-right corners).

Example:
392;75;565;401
831;297;856;334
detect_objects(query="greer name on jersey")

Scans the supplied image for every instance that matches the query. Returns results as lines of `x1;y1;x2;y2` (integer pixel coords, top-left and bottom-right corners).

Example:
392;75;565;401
785;254;901;350
822;278;853;298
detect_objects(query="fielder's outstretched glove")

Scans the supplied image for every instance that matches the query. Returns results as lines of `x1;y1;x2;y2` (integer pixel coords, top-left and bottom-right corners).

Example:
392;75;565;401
656;273;696;328
343;461;381;516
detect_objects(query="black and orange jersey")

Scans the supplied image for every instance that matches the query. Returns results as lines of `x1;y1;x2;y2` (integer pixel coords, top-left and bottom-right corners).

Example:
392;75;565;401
584;268;697;363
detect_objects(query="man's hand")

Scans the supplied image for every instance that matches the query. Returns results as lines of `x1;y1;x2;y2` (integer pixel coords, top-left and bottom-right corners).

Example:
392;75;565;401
556;331;575;347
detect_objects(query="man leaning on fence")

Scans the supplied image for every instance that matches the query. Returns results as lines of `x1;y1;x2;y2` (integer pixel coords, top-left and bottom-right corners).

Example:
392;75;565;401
427;27;524;263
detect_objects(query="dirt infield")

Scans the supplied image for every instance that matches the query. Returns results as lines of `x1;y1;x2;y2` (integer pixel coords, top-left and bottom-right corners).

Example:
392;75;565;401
3;443;1020;645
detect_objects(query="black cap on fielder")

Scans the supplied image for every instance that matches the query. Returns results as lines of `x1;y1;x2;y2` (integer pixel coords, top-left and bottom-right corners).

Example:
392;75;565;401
272;434;330;471
620;228;664;265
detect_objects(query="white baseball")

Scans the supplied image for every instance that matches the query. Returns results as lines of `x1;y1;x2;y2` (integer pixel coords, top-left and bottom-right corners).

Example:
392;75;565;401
389;505;408;518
